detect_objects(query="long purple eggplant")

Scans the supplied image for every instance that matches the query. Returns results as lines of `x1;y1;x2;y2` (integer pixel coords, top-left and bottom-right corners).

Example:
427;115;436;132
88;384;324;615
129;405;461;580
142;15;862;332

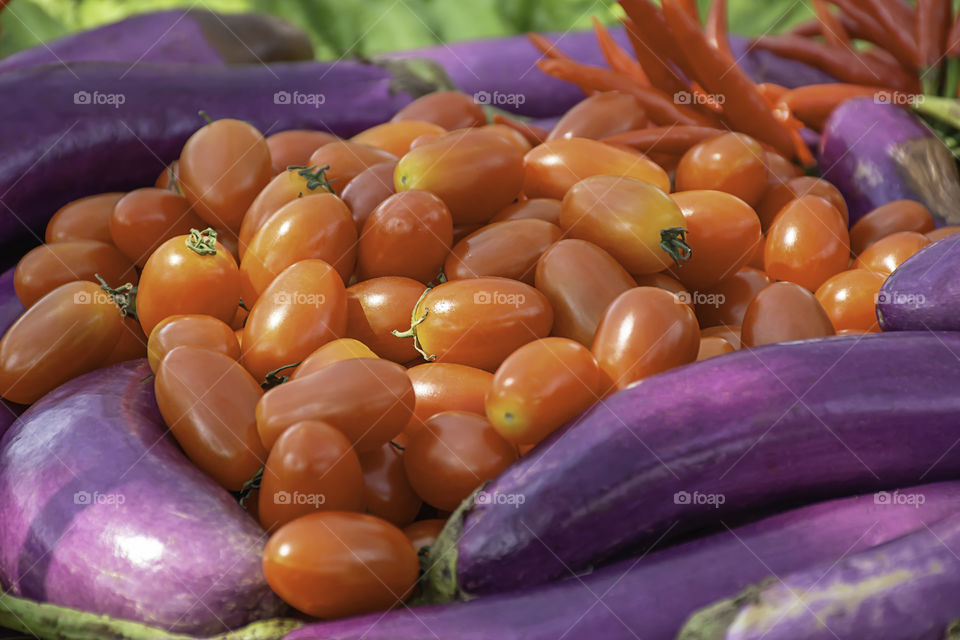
287;482;960;640
877;231;960;331
423;332;960;600
0;267;24;439
679;507;960;640
0;361;286;635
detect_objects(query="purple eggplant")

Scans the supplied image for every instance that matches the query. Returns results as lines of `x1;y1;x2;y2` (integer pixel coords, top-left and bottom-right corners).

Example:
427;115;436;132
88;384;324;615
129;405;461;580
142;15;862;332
423;332;960;600
819;98;960;226
0;267;25;439
876;231;960;331
0;360;285;635
0;10;313;75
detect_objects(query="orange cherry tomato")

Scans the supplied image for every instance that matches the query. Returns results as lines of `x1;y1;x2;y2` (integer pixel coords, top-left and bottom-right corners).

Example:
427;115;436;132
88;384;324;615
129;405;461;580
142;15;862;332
535;239;636;346
405;362;493;439
755;176;849;231
701;324;742;349
99;315;147;367
346;277;425;363
404;411;518;511
523;137;670;200
146;314;240;373
396;277;553;371
633;272;690;300
258;420;365;531
358;442;422;527
676;133;768;207
262;511;418;619
340;162;397;232
14;241;138;308
45;192;123;245
444;219;562;284
486;337;605;445
257;358;414;452
0;281;122;404
694;266;772;328
239;194;356;303
852;231;930;276
480;124;532;152
395;129;525;226
849;200;934;256
741;282;835;348
591;287;700;390
490;198;562;225
241;259;347;383
814;269;885;332
352;120;447;157
136;229;241;335
308;140;397;187
666;190;762;290
357;191;453;283
110;188;206;267
561;174;688;275
547;91;648;141
697;335;735;360
403;519;446;554
763;151;802;190
927;225;960;242
748;234;766;270
391;91;486;130
290;338;379;380
155;161;179;192
178;119;273;234
265;129;339;173
765;195;850;291
155;346;266;491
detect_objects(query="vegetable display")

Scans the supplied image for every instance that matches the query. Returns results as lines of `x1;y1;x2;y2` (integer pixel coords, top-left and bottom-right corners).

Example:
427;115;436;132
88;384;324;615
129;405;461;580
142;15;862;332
877;230;960;331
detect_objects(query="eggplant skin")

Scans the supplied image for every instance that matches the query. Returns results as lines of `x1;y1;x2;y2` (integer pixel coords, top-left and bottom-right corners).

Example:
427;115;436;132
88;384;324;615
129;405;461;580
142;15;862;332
425;332;960;598
0;361;285;634
0;267;25;439
878;232;960;331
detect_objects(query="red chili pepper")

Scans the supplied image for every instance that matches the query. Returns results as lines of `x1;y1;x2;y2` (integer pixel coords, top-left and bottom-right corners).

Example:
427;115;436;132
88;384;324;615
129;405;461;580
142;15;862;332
859;0;920;69
947;9;960;57
827;0;911;67
590;16;649;86
916;0;950;69
603;126;729;155
620;17;689;97
676;0;699;22
706;0;734;60
619;0;699;84
811;0;851;49
491;114;549;146
779;83;917;131
526;32;573;61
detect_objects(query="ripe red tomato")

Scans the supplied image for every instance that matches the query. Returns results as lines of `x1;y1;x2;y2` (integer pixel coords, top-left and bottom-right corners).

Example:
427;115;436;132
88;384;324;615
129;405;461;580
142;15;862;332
755;176;849;231
676;133;768;207
353;120;447;157
391;91;486;129
308;140;397;187
490;198;562;225
523;137;670;199
258;420;365;531
178;119;273;233
852;231;930;276
561;174;688;275
0;281;122;404
110;188;206;267
241;259;347;383
146;314;240;373
340;162;397;232
765;195;850;291
45;192;123;245
100;316;148;367
486;337;605;445
815;269;885;332
633;272;690;300
290;338;379;380
345;277;425;364
262;511;418;618
927;225;960;242
762;151;802;190
849;200;934;256
480;123;532;151
701;324;742;349
697;335;735;361
154;346;267;491
358;442;422;527
14;241;138;307
265;129;339;173
403;519;446;554
404;411;518;510
357;191;453;283
547;92;648;141
693;266;772;328
445;219;562;284
136;229;241;335
741;282;835;347
405;363;493;439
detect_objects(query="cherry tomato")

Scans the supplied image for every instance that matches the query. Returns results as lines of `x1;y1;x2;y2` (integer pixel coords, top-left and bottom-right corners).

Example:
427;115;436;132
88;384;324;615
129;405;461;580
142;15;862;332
927;226;960;242
137;229;241;335
345;277;424;364
524;137;670;200
101;316;148;367
765;195;850;291
486;337;604;445
357;191;453;283
490;198;562;225
814;269;885;333
237;165;337;259
693;266;772;328
755;176;849;231
265;129;339;173
240;194;356;303
395;129;525;225
290;338;379;380
155;346;266;491
547;91;648;141
480;124;532;152
849;200;934;256
340;162;397;232
405;363;493;439
535;239;637;346
591;287;700;390
352;120;447;157
146;314;240;373
308;140;397;187
262;511;418;618
697;335;735;360
763;151;802;190
676;133;768;207
257;358;414;452
397;277;553;371
852;231;930;276
403;519;446;554
445;219;562;285
45;192;123;245
358;442;422;527
404;411;518;511
666;190;762;290
178;119;273;233
633;272;690;300
110;188;206;267
241;259;347;383
748;234;766;270
561;174;688;275
259;420;365;531
741;282;835;348
701;324;742;349
391;91;486;130
14;241;138;307
0;281;122;403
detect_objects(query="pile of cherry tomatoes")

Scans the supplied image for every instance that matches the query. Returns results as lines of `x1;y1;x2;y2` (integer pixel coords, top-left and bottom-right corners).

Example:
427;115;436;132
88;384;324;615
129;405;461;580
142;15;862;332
0;88;951;620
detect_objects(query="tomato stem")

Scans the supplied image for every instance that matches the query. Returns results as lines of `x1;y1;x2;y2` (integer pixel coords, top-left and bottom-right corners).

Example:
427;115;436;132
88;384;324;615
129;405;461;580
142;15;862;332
390;440;406;452
659;227;693;267
198;110;213;124
289;164;337;194
391;286;437;362
237;466;263;506
95;274;138;320
186;227;218;256
261;362;302;390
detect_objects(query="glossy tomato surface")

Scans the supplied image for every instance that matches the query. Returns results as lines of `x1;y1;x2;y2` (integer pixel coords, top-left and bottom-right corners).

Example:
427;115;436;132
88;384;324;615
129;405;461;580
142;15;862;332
444;219;562;285
111;188;206;267
345;277;424;363
741;282;835;347
146;314;240;373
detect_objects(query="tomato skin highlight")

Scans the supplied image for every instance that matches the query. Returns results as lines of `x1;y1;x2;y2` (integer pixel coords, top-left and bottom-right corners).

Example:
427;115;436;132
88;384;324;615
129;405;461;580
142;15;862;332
352;120;447;157
45;192;124;245
853;231;930;276
403;519;446;554
290;338;379;380
358;442;423;527
697;335;735;360
741;281;835;347
755;176;849;231
14;241;138;308
405;363;493;439
849;200;934;256
265;129;339;174
815;269;885;332
340;162;397;233
693;266;772;328
445;219;562;285
110;188;206;267
547;91;648;141
490;198;562;225
391;91;486;130
676;132;768;207
345;277;425;364
308;140;397;187
146;314;240;373
764;195;850;291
